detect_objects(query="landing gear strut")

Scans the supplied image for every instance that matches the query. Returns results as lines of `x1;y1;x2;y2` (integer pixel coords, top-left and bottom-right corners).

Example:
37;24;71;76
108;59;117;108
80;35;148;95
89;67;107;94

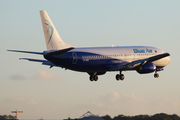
116;71;125;81
154;71;159;78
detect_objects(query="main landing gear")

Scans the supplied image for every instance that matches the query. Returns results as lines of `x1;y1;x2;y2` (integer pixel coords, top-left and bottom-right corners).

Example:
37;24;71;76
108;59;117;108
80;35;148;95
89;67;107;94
116;71;125;81
90;75;98;81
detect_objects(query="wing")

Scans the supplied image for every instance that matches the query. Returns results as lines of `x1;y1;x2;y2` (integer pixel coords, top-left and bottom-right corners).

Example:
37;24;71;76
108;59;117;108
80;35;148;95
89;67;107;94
110;53;170;71
20;58;60;68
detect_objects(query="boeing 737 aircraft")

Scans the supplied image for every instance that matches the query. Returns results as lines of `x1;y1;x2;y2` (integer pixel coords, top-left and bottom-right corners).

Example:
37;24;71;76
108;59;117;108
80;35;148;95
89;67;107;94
8;10;170;81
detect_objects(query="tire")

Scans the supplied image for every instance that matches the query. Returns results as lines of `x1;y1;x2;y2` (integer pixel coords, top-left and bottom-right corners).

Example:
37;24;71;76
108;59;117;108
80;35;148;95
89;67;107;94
120;74;125;80
94;75;98;81
90;75;94;81
116;74;120;80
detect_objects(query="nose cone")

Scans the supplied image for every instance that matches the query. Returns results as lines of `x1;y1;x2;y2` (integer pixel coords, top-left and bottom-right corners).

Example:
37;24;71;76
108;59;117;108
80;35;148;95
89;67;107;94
166;56;171;65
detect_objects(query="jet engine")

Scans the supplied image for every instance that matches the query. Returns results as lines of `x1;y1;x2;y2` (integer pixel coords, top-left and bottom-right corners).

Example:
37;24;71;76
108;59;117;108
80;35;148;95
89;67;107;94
136;62;156;74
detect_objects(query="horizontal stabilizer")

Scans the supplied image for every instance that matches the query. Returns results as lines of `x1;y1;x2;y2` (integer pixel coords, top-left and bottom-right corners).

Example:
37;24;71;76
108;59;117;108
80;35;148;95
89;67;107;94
20;58;59;67
7;50;43;55
44;47;74;55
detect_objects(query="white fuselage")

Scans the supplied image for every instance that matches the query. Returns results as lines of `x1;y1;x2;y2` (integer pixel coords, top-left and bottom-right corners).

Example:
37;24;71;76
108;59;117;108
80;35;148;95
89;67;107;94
70;46;170;67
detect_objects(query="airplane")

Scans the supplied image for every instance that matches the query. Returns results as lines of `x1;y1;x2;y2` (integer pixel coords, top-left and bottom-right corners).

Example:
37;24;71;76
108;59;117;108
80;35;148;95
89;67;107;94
8;10;170;81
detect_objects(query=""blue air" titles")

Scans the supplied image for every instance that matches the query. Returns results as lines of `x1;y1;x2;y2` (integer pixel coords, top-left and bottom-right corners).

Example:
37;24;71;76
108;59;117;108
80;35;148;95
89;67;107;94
133;49;152;53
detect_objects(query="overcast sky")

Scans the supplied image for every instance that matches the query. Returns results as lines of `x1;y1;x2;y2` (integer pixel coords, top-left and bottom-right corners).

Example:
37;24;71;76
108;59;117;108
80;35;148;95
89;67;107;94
0;0;180;119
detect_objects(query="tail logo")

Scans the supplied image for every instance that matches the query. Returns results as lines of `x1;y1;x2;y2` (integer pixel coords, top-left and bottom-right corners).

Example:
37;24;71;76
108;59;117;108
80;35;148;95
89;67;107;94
45;20;54;43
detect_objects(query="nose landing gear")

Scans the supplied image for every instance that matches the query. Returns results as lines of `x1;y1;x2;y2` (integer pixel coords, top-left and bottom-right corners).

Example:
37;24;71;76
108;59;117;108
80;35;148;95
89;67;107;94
154;70;159;78
154;73;159;78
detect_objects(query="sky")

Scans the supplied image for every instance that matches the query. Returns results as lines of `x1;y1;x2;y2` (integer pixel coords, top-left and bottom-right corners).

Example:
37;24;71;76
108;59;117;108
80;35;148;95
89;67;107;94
0;0;180;119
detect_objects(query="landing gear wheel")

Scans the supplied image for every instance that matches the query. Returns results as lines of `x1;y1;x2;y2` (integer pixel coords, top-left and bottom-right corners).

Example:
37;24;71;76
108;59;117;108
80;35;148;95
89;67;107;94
116;72;125;81
116;74;120;81
94;75;98;81
120;74;125;80
90;75;94;81
89;75;98;81
154;73;159;78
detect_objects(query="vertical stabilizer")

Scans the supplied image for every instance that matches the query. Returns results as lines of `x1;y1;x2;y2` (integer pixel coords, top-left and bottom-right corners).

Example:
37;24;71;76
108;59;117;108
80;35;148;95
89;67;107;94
40;10;74;50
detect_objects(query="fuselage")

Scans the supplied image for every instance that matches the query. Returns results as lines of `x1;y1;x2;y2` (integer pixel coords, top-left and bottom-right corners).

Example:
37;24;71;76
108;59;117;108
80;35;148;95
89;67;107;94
44;46;170;73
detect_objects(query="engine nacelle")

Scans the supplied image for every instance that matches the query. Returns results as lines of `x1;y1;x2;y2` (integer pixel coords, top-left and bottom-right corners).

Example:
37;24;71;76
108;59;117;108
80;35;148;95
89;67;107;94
136;62;156;74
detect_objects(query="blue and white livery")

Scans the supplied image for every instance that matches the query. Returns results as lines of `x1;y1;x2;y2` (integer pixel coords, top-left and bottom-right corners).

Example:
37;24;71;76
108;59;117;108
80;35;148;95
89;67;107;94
8;10;170;81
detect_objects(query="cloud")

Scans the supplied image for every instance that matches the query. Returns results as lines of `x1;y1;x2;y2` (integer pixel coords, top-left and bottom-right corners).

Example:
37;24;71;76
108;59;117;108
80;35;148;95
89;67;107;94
9;69;63;81
34;69;63;81
78;92;180;117
145;95;180;114
79;92;147;116
103;91;120;102
171;97;180;111
9;74;27;80
6;96;36;105
98;92;144;107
